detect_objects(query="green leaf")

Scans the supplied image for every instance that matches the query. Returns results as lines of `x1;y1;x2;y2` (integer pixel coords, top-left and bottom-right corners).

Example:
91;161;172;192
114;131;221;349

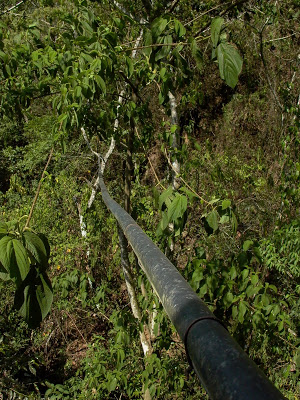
14;269;53;329
167;194;187;223
74;86;82;98
238;301;247;323
219;215;229;224
174;19;186;38
81;52;93;64
158;91;165;104
211;17;224;47
126;56;133;77
206;210;219;232
159;186;173;209
222;199;231;210
0;236;30;284
23;231;48;268
155;35;172;61
243;240;253;251
161;211;169;231
160;67;167;80
241;268;249;281
0;222;8;239
190;38;203;70
94;75;106;94
37;233;50;259
251;274;259;285
151;17;168;38
224;292;233;307
143;31;153;57
199;283;207;297
216;42;243;88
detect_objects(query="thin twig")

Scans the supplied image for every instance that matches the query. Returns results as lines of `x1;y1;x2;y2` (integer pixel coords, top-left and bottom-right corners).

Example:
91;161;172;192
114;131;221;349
264;33;297;43
24;147;54;229
195;0;250;36
111;0;147;25
163;148;210;205
259;19;283;110
63;310;88;345
185;2;231;26
124;36;209;53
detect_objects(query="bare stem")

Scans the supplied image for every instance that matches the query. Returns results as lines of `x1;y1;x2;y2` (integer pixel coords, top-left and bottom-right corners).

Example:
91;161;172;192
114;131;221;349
24;148;54;230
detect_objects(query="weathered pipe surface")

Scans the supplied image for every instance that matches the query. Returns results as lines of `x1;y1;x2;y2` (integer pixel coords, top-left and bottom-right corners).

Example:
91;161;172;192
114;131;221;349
99;176;285;400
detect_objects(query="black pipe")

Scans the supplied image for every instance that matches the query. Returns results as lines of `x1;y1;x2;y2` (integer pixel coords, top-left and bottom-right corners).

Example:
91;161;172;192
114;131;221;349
99;176;285;400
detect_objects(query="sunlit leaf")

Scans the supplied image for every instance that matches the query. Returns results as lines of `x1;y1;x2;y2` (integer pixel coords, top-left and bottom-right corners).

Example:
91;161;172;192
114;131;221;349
23;231;48;268
216;42;243;88
0;236;30;285
211;17;224;47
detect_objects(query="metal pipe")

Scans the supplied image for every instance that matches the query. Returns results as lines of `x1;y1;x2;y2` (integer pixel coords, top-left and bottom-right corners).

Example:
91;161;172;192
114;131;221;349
99;176;285;400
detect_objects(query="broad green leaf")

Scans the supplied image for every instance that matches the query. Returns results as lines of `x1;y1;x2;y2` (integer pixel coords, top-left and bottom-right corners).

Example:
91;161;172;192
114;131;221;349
206;210;219;232
251;274;259;285
151;17;168;38
14;269;53;328
159;186;173;209
23;231;48;268
158;91;165;104
232;305;238;319
216;42;243;88
230;265;237;280
81;53;93;63
222;199;231;210
143;31;153;57
0;50;8;62
0;236;30;284
81;20;94;35
107;377;118;392
160;67;167;80
167;194;187;223
224;292;233;307
0;222;8;239
95;75;106;94
199;283;207;297
211;17;224;47
190;38;203;70
126;56;133;77
238;301;247;323
37;233;50;258
241;268;249;281
219;215;229;224
161;211;169;231
74;86;82;98
174;19;186;38
155;35;172;61
243;240;253;251
246;284;255;298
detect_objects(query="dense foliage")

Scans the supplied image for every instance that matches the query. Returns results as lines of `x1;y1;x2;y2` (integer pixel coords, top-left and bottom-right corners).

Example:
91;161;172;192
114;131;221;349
0;0;299;399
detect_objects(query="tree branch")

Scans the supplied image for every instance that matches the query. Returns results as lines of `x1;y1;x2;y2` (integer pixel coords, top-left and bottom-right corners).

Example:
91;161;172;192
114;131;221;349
195;0;250;36
111;0;148;25
0;1;25;16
